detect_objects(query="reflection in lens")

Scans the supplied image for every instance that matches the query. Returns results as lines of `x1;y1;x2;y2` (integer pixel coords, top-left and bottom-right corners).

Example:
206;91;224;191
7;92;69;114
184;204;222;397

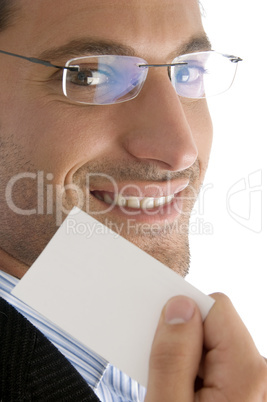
170;51;239;99
65;55;148;105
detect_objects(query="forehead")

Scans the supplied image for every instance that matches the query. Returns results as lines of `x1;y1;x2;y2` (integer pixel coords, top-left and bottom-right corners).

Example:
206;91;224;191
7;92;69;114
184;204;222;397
4;0;205;61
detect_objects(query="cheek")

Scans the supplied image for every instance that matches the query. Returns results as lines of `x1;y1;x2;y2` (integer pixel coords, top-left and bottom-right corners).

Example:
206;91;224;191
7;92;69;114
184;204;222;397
4;99;117;179
185;101;213;180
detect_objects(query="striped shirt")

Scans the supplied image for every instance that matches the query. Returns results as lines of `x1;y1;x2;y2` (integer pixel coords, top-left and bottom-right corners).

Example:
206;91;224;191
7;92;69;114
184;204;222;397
0;271;146;402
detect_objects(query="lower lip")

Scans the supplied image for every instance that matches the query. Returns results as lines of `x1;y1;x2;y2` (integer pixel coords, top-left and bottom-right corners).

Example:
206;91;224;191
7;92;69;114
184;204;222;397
90;192;184;224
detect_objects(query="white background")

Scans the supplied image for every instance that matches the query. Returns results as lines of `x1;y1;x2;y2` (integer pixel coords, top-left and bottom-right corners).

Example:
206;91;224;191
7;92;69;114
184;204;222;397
187;1;267;357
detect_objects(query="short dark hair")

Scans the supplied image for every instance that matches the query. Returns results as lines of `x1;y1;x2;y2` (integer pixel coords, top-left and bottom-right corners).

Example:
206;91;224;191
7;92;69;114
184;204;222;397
0;0;17;32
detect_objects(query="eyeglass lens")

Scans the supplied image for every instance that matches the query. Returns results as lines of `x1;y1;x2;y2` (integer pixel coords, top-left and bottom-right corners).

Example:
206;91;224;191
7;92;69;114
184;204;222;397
63;52;239;105
63;55;148;105
170;51;238;99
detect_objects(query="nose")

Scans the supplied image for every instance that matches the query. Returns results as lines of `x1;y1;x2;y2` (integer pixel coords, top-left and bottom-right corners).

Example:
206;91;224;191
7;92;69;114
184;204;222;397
121;69;198;172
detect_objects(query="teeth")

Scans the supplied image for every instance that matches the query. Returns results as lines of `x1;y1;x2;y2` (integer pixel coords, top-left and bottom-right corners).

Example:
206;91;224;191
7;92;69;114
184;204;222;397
94;192;104;201
94;192;176;209
103;193;113;205
154;196;166;207
114;195;127;207
126;195;175;209
165;195;174;203
127;197;141;209
140;197;155;209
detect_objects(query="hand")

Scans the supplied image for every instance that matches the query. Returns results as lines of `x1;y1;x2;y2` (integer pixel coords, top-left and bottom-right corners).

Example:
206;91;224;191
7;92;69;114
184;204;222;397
145;293;267;401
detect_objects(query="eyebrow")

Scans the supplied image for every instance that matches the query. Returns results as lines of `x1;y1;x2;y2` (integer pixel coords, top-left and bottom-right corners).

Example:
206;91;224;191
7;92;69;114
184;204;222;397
38;34;212;63
170;34;212;59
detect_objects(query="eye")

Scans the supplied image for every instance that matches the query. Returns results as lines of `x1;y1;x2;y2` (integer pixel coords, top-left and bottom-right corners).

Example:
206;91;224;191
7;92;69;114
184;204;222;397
68;68;110;87
170;62;207;99
173;65;205;84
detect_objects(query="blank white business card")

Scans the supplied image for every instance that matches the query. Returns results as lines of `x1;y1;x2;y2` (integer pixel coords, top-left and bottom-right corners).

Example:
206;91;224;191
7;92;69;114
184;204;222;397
12;207;215;387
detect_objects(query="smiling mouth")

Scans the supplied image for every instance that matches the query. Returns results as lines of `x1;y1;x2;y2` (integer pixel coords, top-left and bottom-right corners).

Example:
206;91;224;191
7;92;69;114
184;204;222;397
91;190;180;210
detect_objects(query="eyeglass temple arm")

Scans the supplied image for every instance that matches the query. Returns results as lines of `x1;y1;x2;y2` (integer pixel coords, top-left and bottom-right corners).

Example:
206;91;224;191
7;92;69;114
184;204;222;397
0;49;242;70
0;49;79;71
138;62;188;68
139;55;243;68
225;55;243;63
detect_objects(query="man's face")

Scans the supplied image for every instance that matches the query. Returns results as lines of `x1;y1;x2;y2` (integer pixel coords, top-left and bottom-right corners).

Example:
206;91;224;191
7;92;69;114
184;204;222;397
0;0;212;276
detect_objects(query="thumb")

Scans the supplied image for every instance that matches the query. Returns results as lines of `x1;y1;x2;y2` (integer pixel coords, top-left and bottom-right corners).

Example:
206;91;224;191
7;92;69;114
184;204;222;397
145;296;203;402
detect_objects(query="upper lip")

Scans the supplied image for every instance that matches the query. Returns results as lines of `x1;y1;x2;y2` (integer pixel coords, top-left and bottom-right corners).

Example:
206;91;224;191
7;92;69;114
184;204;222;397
89;179;190;198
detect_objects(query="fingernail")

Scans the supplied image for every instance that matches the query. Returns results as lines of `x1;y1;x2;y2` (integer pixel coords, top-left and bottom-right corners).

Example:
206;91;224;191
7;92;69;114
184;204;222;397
165;296;195;324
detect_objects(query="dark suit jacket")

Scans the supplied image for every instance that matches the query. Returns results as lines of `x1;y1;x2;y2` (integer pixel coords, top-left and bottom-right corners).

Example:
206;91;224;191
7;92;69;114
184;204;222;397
0;297;100;401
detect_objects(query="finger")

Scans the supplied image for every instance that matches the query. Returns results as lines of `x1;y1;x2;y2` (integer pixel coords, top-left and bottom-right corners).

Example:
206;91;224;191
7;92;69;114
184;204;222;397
196;293;267;401
204;293;261;363
145;296;203;402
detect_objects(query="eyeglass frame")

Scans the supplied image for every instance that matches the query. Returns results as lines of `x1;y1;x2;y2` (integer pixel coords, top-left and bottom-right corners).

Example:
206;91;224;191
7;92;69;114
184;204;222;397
0;48;243;104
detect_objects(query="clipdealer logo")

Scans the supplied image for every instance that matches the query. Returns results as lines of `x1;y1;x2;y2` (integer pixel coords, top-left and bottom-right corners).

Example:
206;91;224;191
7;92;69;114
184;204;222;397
4;171;118;225
226;170;263;233
4;170;214;235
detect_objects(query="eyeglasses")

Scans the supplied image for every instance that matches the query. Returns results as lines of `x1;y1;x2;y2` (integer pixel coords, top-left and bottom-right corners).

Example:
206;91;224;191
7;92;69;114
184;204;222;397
0;49;242;105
